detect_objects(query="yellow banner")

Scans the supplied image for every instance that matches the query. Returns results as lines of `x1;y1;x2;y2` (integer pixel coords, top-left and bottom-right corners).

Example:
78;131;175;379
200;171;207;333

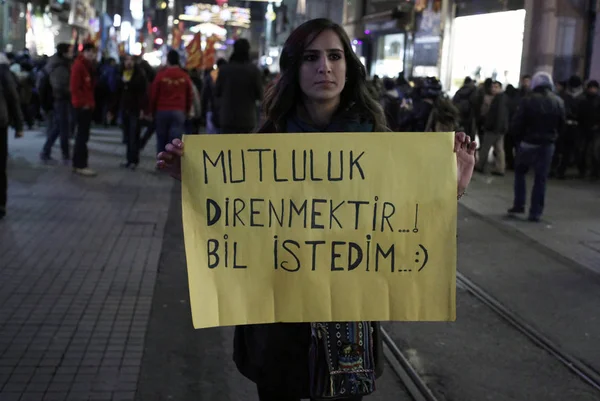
181;132;457;329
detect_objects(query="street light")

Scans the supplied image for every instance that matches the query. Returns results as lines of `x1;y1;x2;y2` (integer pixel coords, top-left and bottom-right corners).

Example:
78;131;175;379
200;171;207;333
113;14;121;27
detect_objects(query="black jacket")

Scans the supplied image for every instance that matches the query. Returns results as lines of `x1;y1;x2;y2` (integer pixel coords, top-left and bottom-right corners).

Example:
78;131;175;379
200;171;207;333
45;53;71;101
577;93;600;138
511;86;565;145
234;112;385;398
215;61;263;130
0;63;23;130
484;93;509;135
118;66;147;112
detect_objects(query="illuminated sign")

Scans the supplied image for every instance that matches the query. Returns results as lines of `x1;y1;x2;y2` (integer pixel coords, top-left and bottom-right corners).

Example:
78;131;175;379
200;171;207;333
182;3;250;28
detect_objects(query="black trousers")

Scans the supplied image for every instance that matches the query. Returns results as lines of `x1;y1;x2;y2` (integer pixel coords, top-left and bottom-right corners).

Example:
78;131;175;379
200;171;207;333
72;108;93;169
257;386;363;401
0;125;7;211
122;112;141;165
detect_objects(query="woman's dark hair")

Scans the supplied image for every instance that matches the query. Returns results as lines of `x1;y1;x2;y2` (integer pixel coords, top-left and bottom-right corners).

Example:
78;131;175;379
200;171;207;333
230;39;250;63
260;18;387;132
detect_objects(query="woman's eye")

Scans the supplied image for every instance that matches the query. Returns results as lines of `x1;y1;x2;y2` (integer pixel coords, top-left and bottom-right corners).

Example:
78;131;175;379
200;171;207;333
329;53;342;61
303;54;318;62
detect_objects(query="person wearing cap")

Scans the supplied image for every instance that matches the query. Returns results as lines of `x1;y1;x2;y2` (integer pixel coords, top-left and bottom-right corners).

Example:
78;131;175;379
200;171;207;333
508;71;566;222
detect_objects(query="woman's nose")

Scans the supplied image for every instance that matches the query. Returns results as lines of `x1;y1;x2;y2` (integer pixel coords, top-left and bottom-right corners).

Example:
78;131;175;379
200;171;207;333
317;56;331;74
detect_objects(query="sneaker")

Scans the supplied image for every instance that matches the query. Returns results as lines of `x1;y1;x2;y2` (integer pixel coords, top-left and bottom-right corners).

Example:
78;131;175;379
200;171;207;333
528;215;541;223
73;168;97;177
508;207;525;214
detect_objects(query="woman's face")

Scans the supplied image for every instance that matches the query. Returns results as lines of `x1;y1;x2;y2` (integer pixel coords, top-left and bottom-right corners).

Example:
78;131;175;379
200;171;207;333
299;29;346;103
124;56;134;70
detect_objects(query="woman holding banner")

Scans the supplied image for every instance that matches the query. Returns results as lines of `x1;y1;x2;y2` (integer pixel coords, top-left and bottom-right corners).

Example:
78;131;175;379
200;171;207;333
157;18;476;401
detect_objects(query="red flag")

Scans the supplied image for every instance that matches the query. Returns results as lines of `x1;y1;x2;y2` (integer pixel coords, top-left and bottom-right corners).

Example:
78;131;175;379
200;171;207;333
185;33;203;69
201;35;218;70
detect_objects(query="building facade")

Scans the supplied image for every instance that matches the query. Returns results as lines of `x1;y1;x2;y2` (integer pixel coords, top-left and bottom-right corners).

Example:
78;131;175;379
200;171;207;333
342;0;597;93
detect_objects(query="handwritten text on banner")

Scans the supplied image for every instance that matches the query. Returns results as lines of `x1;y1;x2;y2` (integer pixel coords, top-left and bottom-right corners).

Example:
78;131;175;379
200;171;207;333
181;132;457;329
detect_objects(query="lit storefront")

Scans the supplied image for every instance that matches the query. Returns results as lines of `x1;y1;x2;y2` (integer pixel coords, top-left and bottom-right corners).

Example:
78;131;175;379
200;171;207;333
25;5;60;56
361;0;442;78
0;0;27;52
442;0;526;94
179;3;251;61
447;9;526;94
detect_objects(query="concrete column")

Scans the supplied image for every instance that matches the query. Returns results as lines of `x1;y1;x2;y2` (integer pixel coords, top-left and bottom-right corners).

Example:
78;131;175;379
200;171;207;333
439;0;454;90
589;6;600;80
520;0;535;75
534;0;559;74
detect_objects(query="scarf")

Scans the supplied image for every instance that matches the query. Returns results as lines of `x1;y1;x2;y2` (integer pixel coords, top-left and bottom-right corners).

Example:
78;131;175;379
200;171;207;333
285;113;377;399
122;69;133;83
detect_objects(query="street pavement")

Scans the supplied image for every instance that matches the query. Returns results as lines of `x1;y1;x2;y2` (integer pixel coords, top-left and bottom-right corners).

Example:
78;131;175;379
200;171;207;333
1;128;600;400
1;127;172;401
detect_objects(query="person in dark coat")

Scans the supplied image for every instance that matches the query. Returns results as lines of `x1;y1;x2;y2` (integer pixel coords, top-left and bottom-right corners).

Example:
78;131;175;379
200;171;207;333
551;75;583;178
380;77;401;131
508;72;565;222
156;18;477;401
576;80;600;179
118;54;147;169
476;81;509;175
503;84;520;170
215;39;263;133
0;53;24;219
452;76;477;139
40;43;73;163
201;58;226;134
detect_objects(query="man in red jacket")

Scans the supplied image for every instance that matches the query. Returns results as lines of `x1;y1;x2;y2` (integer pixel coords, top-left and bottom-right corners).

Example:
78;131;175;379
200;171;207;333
150;50;192;155
70;43;97;177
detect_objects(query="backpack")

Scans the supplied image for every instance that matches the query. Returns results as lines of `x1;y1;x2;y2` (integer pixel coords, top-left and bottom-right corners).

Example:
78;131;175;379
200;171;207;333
37;69;53;112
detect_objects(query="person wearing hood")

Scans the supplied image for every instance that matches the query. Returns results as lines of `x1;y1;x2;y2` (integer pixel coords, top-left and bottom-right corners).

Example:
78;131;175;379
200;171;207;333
576;80;600;179
508;71;565;222
0;52;24;219
215;39;263;133
551;75;583;179
40;43;73;163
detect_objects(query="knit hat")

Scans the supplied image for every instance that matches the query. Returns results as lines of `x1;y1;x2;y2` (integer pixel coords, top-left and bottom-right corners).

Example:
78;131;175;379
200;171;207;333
531;71;554;90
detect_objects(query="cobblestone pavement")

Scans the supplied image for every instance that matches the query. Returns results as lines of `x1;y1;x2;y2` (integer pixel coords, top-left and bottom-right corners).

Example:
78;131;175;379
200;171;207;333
0;127;172;401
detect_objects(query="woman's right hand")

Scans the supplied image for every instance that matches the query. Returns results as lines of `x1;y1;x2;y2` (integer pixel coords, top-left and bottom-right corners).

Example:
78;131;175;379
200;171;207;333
157;138;184;181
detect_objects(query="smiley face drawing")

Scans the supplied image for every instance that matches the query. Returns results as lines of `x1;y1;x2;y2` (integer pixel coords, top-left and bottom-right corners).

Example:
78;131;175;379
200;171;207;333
415;244;429;272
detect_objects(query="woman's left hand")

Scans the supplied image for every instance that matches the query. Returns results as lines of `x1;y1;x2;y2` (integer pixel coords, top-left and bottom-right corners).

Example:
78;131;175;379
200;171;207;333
454;132;477;196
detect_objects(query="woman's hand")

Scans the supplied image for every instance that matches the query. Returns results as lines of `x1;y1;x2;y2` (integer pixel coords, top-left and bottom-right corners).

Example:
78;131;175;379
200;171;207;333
454;132;477;196
157;138;184;181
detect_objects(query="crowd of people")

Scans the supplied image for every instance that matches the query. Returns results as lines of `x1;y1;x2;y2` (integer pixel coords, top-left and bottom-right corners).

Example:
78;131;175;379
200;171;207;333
368;69;598;221
2;28;598;223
